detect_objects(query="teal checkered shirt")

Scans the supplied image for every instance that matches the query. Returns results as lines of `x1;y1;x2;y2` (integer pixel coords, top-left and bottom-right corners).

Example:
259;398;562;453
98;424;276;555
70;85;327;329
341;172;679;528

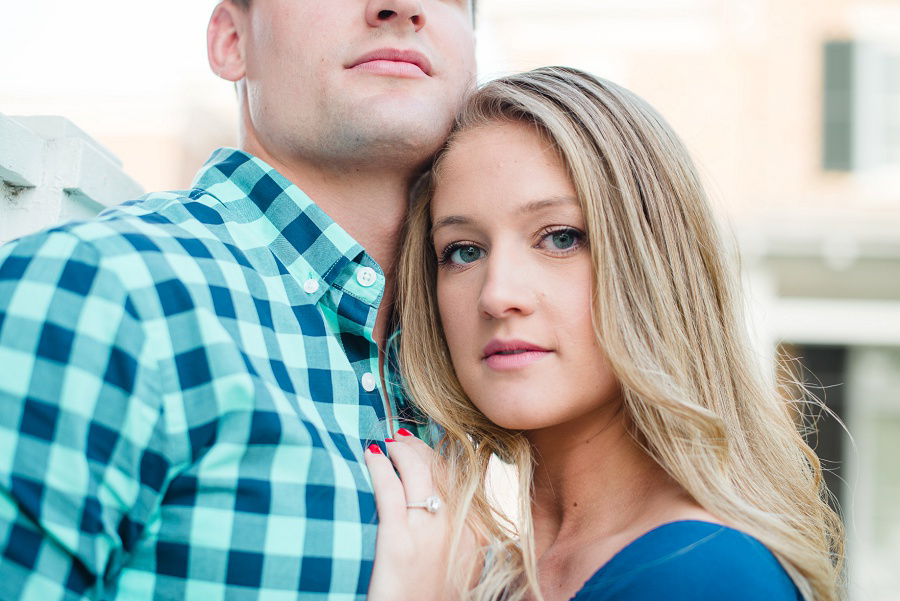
0;148;415;599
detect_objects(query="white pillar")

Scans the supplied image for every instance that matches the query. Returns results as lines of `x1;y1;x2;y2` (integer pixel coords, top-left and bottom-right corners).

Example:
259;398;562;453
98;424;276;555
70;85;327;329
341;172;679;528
0;113;143;245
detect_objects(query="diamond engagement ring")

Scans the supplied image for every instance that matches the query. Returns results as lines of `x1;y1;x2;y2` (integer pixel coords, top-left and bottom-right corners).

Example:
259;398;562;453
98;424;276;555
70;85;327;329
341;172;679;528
406;496;442;513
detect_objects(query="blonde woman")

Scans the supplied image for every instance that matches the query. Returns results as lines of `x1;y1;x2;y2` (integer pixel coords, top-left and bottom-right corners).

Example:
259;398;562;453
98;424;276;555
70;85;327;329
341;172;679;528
364;67;844;601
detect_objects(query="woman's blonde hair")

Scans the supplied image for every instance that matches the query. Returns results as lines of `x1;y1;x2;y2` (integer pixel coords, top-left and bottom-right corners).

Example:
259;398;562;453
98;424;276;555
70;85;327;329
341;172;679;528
396;66;843;601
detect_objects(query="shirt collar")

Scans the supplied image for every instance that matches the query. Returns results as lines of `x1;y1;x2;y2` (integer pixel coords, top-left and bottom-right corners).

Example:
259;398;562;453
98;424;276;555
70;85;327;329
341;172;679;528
192;148;383;305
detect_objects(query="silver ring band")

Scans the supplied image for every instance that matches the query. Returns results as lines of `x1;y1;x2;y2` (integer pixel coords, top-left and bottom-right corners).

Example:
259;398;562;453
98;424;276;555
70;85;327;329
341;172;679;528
406;495;442;513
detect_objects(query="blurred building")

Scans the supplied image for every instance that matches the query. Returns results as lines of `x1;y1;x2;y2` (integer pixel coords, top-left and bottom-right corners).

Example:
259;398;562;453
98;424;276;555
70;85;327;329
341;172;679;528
477;1;900;598
2;0;899;598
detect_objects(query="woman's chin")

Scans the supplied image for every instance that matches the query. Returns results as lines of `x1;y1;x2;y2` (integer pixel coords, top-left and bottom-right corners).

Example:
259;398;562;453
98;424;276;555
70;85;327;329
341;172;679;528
481;410;548;432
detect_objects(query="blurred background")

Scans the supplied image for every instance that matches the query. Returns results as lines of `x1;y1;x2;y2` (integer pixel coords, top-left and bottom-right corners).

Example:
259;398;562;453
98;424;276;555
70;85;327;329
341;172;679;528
2;0;899;598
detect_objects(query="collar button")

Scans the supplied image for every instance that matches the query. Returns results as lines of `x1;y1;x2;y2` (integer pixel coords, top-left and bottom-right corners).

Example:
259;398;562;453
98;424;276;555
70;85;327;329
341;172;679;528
357;267;377;287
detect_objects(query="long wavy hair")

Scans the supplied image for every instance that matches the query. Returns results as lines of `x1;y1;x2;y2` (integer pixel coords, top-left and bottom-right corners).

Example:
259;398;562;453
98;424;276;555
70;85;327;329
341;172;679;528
396;66;844;601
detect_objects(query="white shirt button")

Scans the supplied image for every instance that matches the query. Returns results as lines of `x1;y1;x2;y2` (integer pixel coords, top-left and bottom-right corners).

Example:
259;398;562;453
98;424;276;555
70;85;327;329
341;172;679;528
361;372;377;392
356;267;377;287
303;278;319;294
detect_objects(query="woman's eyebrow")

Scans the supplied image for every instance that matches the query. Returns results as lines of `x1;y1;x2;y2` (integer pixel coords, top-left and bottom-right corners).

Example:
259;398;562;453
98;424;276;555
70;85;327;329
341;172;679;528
515;195;580;216
430;195;579;238
430;215;472;238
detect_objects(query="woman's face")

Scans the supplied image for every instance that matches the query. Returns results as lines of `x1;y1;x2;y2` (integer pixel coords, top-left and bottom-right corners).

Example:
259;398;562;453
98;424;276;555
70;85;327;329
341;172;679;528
431;121;621;433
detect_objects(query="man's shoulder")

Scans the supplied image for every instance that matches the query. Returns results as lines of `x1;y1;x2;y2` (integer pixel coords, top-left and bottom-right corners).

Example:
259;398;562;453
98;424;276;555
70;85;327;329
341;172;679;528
17;185;232;254
0;187;243;302
75;186;229;248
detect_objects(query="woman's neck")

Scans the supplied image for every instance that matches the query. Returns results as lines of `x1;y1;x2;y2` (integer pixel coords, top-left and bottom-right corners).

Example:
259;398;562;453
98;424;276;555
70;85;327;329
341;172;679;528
525;405;708;601
529;408;668;547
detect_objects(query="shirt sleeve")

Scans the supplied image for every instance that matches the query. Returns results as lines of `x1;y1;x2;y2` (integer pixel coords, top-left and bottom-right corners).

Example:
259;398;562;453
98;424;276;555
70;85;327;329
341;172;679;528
0;230;172;600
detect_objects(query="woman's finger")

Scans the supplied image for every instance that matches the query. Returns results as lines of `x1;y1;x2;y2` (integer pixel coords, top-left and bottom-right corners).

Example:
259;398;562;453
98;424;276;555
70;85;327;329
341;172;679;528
384;439;435;509
394;428;439;467
364;444;408;527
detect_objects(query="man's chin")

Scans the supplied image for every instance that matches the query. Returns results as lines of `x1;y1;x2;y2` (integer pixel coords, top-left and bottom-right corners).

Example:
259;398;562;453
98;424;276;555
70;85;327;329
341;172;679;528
343;105;454;162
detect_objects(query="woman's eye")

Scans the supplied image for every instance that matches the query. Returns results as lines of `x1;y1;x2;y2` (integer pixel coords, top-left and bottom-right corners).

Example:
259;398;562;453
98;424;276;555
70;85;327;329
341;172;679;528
550;230;577;249
539;228;584;252
449;245;484;264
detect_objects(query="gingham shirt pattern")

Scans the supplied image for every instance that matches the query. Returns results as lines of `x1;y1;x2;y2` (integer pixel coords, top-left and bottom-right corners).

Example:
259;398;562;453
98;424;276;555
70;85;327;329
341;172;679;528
0;148;409;600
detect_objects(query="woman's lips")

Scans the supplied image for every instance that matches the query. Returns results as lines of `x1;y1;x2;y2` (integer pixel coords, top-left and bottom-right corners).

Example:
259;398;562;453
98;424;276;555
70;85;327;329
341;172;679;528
483;349;551;371
482;339;551;371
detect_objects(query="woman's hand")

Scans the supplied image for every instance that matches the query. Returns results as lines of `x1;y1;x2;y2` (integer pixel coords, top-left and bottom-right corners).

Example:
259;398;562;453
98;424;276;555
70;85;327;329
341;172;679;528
365;429;457;601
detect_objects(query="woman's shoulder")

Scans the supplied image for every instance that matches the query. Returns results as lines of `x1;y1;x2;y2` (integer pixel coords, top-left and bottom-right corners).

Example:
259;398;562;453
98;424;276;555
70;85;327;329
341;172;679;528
572;521;803;601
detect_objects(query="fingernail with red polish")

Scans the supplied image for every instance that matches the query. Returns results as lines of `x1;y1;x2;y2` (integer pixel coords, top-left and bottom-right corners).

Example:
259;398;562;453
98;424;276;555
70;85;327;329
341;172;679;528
397;428;414;437
384;438;396;443
368;444;383;454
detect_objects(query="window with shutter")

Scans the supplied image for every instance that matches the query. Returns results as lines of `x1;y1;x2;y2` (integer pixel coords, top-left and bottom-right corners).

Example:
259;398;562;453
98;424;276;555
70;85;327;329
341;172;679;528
822;41;855;171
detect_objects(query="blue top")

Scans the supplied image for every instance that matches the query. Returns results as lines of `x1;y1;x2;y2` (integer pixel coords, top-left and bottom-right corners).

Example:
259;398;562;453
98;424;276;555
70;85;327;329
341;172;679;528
571;521;803;600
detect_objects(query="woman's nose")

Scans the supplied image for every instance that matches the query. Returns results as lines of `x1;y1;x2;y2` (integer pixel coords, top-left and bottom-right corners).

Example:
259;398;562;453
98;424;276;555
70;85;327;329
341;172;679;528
477;254;537;320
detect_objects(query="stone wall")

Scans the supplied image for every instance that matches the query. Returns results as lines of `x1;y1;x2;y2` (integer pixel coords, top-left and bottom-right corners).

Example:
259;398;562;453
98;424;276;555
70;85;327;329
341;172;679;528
0;113;143;246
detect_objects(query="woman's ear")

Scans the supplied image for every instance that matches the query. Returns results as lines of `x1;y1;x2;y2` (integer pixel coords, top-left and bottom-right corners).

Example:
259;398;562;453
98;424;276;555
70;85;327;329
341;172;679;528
208;1;247;82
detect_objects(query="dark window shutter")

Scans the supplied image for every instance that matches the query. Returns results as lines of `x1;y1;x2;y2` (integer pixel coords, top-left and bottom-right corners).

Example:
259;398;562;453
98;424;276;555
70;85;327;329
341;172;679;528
823;41;855;171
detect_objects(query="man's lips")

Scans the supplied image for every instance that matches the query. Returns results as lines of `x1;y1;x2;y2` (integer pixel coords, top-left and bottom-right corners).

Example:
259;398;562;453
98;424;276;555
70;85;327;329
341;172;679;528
347;48;432;77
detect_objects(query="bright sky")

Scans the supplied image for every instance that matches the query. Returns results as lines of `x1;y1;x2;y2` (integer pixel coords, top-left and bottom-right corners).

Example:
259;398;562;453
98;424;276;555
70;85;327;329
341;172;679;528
0;0;506;189
1;1;220;98
0;0;505;132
